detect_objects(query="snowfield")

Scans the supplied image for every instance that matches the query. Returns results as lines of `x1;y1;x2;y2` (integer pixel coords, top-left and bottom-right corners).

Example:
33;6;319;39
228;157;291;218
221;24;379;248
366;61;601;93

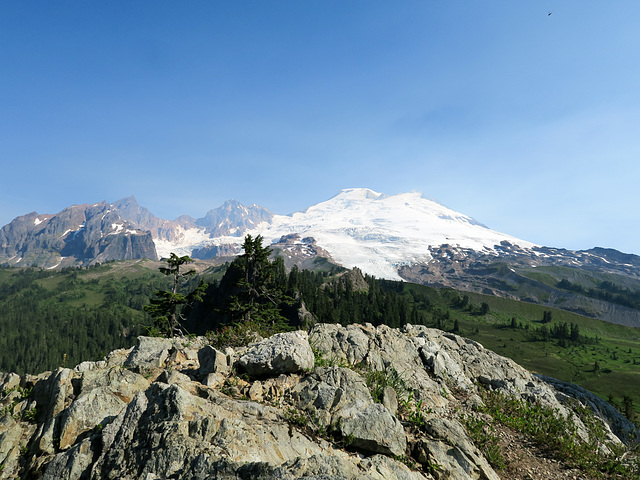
152;188;537;280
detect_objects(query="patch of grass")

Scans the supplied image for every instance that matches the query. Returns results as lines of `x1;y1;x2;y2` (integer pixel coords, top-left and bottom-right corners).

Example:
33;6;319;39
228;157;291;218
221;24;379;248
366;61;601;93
404;398;429;427
364;365;407;404
462;415;506;470
310;344;349;368
476;387;639;477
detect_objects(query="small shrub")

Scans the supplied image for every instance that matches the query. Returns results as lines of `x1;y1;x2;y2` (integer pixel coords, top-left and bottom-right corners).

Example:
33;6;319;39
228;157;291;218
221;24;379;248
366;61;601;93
1;386;32;400
476;387;639;477
340;432;356;447
206;321;270;349
283;407;309;428
405;398;430;427
21;407;38;423
462;415;506;470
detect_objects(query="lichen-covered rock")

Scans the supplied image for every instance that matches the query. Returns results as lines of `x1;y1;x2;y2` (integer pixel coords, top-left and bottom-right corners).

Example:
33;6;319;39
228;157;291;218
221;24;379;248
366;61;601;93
57;368;151;450
30;367;78;455
237;330;314;377
271;453;429;480
0;373;21;393
382;385;398;416
197;344;230;376
0;417;25;477
310;323;449;412
293;367;406;456
424;417;500;480
43;383;364;480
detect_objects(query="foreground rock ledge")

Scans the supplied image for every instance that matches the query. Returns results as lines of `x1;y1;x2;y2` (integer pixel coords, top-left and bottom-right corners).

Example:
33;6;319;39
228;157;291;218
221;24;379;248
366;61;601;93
0;324;637;480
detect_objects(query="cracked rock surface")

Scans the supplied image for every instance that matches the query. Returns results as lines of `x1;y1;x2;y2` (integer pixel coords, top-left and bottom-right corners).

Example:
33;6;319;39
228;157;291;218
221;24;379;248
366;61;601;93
0;324;637;479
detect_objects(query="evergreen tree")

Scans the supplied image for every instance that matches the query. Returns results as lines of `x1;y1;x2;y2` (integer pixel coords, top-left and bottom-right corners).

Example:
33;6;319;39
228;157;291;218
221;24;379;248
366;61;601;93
145;253;207;337
623;395;635;421
225;235;292;330
570;323;580;342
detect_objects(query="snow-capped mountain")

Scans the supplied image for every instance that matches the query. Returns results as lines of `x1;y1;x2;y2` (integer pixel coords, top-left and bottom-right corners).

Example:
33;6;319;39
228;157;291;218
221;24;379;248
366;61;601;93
0;188;537;277
5;188;640;326
159;188;536;280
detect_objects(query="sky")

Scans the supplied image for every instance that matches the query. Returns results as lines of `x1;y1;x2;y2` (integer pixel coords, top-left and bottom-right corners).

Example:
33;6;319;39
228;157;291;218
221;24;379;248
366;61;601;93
2;1;640;254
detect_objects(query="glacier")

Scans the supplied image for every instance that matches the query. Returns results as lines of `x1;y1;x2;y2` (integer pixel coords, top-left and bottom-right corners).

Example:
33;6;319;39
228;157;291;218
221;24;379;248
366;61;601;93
153;188;537;280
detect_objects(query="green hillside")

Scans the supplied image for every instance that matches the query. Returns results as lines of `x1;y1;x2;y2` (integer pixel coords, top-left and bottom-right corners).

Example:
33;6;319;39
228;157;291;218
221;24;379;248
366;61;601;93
404;283;640;417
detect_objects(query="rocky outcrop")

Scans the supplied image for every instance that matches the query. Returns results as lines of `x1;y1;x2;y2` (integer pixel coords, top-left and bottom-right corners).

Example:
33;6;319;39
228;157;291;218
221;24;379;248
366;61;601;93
191;243;241;259
0;324;637;479
270;234;337;272
399;243;640;328
292;366;406;456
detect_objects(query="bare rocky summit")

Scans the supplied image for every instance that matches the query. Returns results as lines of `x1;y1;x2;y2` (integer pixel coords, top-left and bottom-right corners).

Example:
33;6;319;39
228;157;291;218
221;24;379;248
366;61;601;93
0;325;637;479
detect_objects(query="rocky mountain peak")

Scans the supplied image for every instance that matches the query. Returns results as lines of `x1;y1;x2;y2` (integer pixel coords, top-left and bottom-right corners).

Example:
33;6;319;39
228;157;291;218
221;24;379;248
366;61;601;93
195;199;274;236
0;201;157;268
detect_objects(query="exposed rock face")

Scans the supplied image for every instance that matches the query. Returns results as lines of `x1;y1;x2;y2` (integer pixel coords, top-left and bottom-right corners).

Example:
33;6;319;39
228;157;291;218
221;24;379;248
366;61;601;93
335;266;369;292
270;234;337;272
399;243;640;328
0;201;157;268
0;324;637;479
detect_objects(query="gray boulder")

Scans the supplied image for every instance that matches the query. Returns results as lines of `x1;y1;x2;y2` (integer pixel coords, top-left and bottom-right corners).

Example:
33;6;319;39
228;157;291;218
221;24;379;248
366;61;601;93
293;367;373;427
423;417;500;480
237;331;314;377
197;345;230;377
123;336;174;372
340;403;407;456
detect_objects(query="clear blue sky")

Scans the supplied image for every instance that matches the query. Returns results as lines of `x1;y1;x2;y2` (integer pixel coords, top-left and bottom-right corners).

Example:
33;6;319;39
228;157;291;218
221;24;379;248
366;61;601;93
2;1;640;254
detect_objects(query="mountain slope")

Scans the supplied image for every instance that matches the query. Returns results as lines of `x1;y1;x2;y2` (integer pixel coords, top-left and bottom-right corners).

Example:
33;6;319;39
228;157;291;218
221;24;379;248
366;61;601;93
0;202;157;268
3;188;640;327
153;188;537;280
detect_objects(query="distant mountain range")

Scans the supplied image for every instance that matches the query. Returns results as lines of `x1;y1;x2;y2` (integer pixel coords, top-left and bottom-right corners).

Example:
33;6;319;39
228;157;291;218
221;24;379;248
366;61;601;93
3;188;640;326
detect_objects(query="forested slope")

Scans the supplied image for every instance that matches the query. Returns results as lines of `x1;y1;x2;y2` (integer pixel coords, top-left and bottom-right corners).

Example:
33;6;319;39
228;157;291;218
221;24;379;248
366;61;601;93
1;250;640;424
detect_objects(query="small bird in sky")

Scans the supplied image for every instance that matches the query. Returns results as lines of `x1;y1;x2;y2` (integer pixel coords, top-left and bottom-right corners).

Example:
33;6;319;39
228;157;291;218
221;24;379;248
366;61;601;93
548;11;552;16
